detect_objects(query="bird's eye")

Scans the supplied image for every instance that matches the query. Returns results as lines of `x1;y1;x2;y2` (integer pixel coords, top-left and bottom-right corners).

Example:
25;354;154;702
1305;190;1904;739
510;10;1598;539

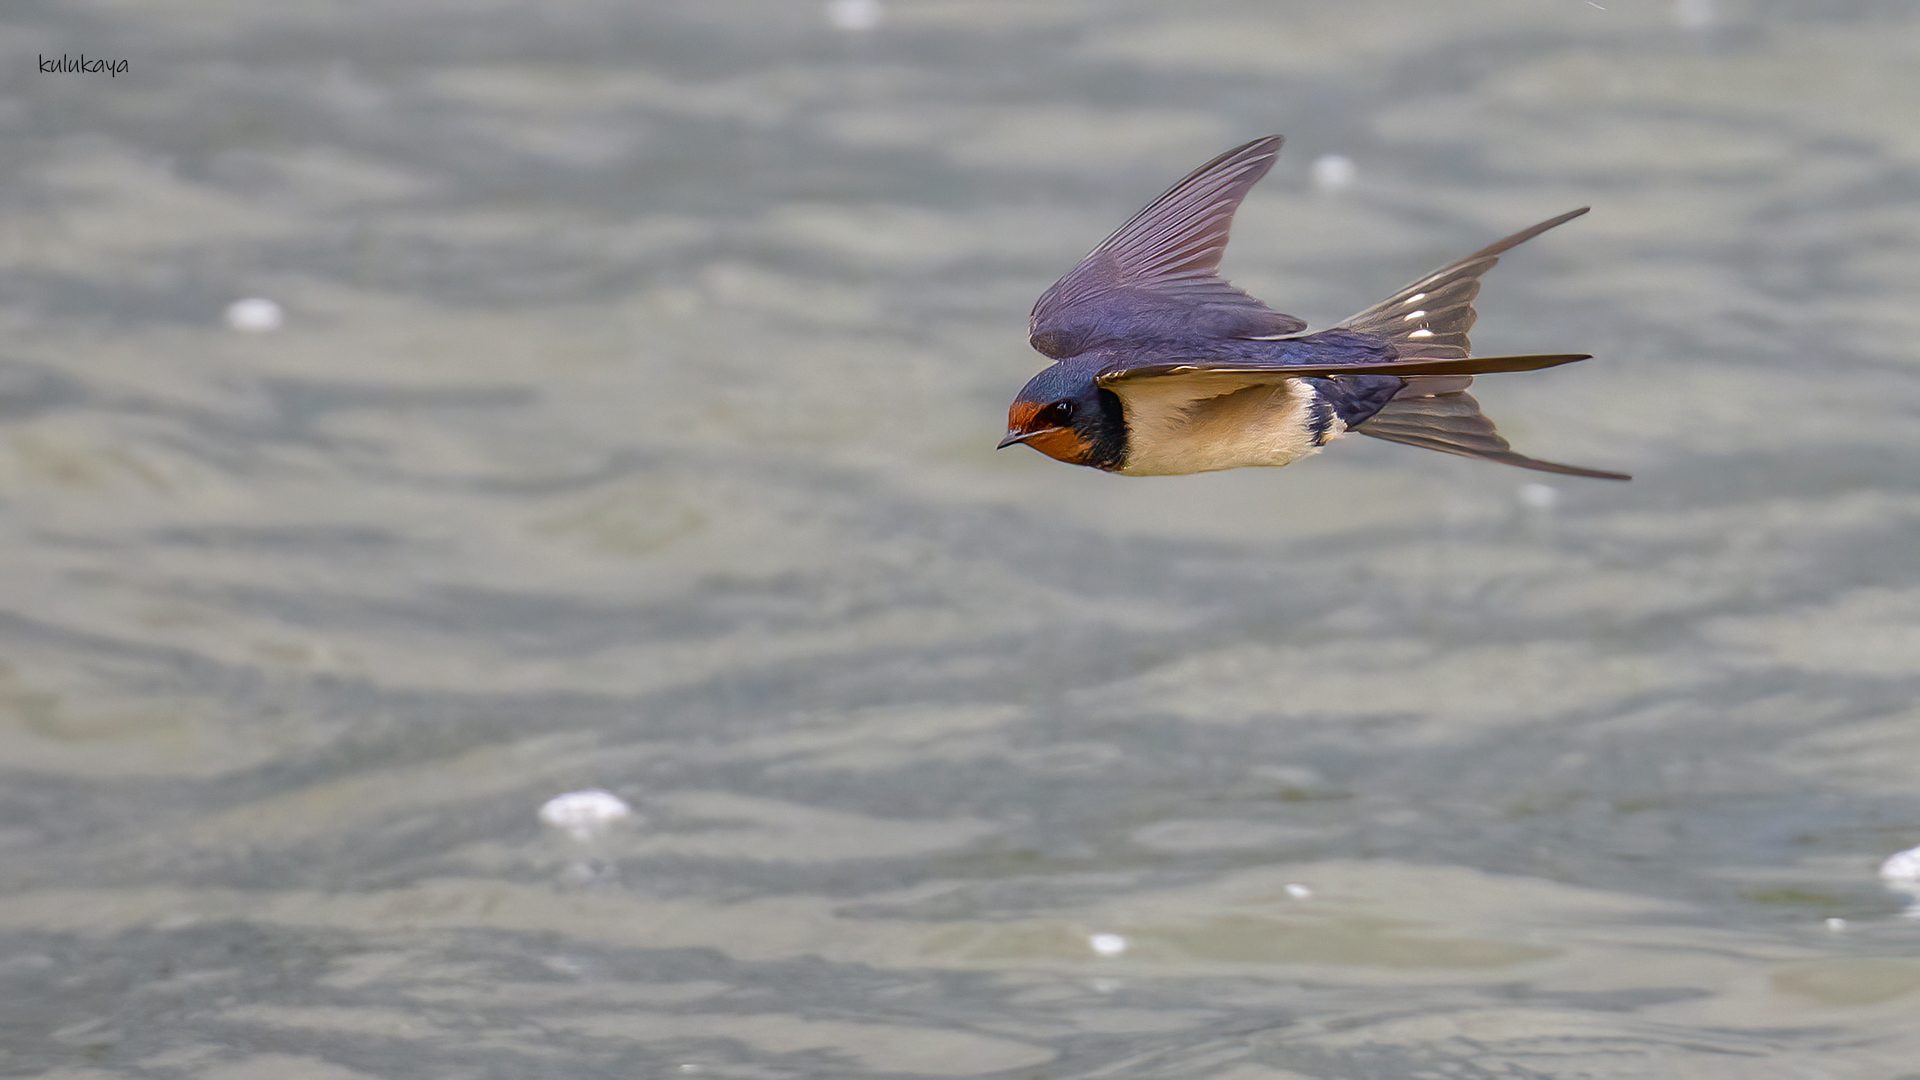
1043;400;1075;425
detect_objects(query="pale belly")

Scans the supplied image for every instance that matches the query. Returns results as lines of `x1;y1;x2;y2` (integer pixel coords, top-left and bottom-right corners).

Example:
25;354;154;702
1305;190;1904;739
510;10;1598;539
1112;376;1345;476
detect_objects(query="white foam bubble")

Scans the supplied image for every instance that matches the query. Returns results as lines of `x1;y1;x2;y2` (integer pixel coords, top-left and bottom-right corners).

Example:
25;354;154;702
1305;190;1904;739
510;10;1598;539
539;788;633;839
224;297;284;332
1311;154;1357;192
1675;0;1715;29
825;0;882;31
1880;845;1920;884
1519;482;1560;509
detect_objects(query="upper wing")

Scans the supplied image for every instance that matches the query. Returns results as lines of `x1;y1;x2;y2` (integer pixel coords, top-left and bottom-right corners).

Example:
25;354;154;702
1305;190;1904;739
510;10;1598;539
1094;207;1593;385
1028;135;1307;360
1336;207;1590;359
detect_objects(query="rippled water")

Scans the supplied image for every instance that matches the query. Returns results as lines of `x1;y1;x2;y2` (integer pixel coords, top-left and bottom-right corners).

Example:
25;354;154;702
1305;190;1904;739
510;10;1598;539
4;1;1920;1077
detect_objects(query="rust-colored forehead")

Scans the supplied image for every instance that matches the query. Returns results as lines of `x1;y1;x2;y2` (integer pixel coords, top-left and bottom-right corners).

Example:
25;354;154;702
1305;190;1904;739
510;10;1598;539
1007;400;1043;429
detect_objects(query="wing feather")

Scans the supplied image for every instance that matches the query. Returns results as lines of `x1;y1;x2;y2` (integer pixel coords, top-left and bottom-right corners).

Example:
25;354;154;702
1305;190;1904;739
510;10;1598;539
1097;352;1592;386
1029;135;1307;359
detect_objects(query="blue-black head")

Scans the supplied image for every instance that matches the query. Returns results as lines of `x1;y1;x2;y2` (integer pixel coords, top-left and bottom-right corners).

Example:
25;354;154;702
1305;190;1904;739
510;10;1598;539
997;362;1127;470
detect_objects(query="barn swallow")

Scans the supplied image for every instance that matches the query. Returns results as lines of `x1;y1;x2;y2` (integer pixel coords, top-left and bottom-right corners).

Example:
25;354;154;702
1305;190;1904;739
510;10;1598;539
998;135;1628;480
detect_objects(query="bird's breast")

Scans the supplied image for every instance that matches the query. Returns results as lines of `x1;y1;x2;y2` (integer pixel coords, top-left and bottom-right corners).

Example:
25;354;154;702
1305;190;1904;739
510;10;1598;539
1112;376;1340;476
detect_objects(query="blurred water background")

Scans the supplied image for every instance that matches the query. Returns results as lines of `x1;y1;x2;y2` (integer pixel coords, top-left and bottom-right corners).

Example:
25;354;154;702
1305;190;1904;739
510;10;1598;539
4;1;1920;1077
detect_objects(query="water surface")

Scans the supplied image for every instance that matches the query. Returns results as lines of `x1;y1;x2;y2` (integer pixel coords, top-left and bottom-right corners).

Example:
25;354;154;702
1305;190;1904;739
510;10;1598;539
4;1;1920;1077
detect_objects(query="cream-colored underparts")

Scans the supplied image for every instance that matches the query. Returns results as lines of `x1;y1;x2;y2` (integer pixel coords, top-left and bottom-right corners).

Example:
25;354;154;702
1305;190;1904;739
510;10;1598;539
1112;374;1343;475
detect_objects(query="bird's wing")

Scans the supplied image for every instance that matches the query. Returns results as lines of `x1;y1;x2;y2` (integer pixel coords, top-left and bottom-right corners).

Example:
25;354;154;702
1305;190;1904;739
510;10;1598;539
1093;207;1593;384
1029;135;1307;360
1336;207;1589;359
1096;350;1593;386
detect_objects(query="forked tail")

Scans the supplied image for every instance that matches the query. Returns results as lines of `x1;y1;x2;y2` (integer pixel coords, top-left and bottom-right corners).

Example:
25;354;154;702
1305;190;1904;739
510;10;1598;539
1358;375;1629;480
1334;208;1627;480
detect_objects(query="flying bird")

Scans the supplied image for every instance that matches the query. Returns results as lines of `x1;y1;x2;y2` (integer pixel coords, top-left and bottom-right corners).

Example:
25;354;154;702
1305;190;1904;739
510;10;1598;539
998;135;1628;480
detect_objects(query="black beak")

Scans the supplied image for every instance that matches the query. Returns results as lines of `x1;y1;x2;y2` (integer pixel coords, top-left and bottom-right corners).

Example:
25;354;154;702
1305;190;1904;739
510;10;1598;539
997;428;1046;450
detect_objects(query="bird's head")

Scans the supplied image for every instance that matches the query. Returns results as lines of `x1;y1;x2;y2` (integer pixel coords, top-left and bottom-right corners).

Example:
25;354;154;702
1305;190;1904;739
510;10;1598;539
997;364;1126;470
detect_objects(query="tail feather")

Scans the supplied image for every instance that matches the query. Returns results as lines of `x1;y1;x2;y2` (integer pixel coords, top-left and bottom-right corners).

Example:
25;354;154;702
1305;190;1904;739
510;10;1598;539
1333;210;1626;480
1338;207;1590;359
1356;380;1630;480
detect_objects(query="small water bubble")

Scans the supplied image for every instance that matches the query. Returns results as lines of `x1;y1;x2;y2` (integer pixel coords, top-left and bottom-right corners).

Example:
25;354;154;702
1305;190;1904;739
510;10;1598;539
224;297;283;332
539;788;633;840
824;0;882;31
1311;154;1357;192
559;859;607;884
543;955;589;977
1518;482;1559;510
1674;0;1714;29
1879;845;1920;884
1088;932;1128;957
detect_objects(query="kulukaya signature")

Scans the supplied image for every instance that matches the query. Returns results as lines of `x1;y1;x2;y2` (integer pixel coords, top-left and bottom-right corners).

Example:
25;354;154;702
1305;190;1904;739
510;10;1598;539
39;53;128;77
